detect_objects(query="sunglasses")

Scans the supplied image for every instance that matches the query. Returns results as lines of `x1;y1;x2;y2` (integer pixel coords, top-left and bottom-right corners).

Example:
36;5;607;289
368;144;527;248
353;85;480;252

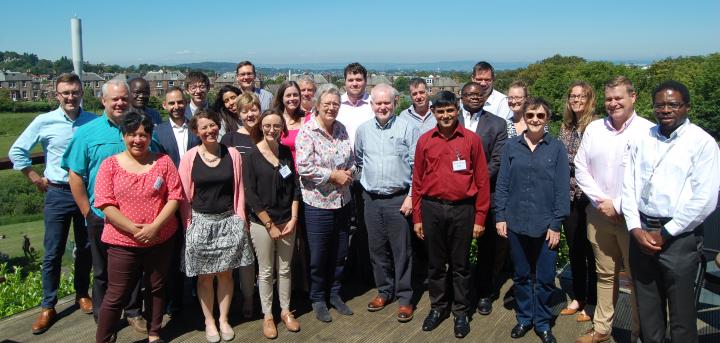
524;112;547;120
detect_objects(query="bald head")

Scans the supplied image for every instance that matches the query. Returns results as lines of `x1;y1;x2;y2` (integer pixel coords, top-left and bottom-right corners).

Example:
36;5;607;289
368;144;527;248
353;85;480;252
370;83;397;125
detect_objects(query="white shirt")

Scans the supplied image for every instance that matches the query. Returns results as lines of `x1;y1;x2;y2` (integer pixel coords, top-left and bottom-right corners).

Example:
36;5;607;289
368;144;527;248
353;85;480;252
171;120;189;160
574;112;655;213
337;92;374;148
460;106;481;132
622;120;720;236
485;89;512;120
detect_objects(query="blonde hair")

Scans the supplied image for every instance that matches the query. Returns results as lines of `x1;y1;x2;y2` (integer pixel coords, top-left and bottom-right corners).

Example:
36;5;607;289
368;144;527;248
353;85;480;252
562;81;596;134
235;92;261;112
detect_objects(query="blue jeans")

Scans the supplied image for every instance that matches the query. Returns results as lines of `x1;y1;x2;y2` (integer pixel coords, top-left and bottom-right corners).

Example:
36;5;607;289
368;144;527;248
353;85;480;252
41;186;91;308
304;203;350;303
507;230;557;332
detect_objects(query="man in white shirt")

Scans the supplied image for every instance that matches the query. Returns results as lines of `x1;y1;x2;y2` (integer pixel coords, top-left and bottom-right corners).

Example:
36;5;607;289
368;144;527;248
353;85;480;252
622;80;720;343
574;76;654;343
236;60;273;111
337;62;374;147
471;61;511;120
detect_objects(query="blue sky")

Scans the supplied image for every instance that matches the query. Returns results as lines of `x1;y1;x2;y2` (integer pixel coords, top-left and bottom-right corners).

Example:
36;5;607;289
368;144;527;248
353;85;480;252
1;0;718;66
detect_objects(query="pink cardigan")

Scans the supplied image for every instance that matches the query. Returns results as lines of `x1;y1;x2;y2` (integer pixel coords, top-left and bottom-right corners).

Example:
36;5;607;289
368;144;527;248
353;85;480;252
178;146;246;229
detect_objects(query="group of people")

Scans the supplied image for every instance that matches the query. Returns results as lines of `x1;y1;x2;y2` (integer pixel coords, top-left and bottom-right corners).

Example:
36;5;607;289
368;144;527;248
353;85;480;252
8;60;719;343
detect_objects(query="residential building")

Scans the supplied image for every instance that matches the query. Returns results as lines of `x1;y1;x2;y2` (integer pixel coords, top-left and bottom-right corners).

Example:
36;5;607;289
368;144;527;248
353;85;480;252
143;70;186;97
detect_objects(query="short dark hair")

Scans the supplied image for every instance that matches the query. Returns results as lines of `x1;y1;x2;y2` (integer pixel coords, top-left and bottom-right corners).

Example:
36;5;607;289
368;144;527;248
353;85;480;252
55;73;81;90
524;97;553;118
430;91;459;110
128;77;148;87
461;82;483;95
604;75;635;94
120;109;154;136
408;77;427;89
165;86;185;97
185;71;210;89
652;80;690;104
189;109;220;132
236;61;256;75
472;61;495;79
250;109;288;144
344;62;367;80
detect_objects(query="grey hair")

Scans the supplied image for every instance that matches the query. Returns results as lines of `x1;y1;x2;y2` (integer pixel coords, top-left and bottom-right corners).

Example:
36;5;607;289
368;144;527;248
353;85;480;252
298;75;316;86
102;79;129;98
370;83;398;103
313;84;341;104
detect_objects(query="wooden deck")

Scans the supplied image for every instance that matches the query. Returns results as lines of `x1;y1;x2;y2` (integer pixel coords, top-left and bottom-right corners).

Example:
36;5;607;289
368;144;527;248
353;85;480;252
1;271;719;343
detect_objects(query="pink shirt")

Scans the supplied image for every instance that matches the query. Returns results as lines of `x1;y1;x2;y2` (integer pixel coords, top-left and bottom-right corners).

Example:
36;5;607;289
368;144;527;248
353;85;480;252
281;114;313;163
94;154;184;247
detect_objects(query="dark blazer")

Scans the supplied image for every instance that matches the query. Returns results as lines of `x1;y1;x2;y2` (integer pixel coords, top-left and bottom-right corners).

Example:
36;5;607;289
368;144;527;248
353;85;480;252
458;109;508;191
153;120;200;167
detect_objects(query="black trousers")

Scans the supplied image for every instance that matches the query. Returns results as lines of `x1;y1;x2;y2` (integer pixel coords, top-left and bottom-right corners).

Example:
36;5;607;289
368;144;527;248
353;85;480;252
475;204;498;299
422;198;474;316
563;195;597;304
164;211;185;313
630;226;703;343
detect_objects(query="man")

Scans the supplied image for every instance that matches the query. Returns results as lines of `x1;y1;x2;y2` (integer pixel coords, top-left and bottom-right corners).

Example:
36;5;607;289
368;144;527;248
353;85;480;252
622;80;720;343
413;91;490;338
398;77;436;136
128;77;162;125
355;84;419;323
62;79;147;333
458;82;508;315
337;62;374;147
574;76;653;343
236;60;273;111
471;61;511;120
298;76;317;116
9;73;96;334
184;71;210;119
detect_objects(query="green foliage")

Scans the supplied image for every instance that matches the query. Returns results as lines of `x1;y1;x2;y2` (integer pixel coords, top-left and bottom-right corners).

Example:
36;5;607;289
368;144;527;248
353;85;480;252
0;89;14;112
0;167;45;218
393;76;409;93
0;263;75;318
395;95;411;115
82;87;102;112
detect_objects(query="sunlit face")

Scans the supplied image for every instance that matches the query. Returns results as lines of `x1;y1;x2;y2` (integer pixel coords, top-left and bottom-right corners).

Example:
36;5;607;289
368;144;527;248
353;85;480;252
55;81;83;115
317;93;341;123
261;114;284;142
653;89;689;133
239;104;260;129
523;105;548;135
604;85;636;123
432;104;459;130
299;80;316;105
163;90;186;121
194;117;219;144
461;84;485;113
186;82;208;104
507;86;527;114
123;125;151;157
222;91;239;113
569;86;588;114
344;72;366;98
236;65;256;90
472;69;494;96
283;85;301;113
409;83;428;109
102;84;129;120
371;89;395;124
129;80;150;108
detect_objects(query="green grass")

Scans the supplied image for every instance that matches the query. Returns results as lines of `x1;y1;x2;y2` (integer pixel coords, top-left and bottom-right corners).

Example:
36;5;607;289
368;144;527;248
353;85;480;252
0;112;43;158
0;220;75;270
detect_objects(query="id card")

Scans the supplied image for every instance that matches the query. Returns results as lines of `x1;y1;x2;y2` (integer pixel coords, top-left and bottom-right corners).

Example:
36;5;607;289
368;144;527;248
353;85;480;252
153;176;164;190
279;164;292;179
452;160;467;172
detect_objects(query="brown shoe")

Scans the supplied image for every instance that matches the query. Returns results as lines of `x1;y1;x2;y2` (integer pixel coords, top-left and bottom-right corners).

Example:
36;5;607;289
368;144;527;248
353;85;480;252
576;312;592;322
575;329;610;343
367;295;387;312
32;308;57;334
281;311;300;332
397;305;414;323
263;318;278;339
76;296;93;314
127;315;148;334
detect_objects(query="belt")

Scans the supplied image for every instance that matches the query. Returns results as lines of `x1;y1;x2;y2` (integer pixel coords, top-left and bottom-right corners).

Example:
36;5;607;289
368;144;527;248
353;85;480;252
422;195;474;206
364;188;409;200
639;211;672;231
48;182;71;190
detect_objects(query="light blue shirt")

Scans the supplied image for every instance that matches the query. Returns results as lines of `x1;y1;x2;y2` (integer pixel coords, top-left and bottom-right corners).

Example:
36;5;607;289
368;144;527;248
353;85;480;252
355;115;418;195
9;107;97;183
398;105;436;139
254;88;274;112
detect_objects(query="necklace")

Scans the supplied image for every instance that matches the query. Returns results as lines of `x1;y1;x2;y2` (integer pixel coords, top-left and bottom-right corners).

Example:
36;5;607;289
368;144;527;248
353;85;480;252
200;145;220;163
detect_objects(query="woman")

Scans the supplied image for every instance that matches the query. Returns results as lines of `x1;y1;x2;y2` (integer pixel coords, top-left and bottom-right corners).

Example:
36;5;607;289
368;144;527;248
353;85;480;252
495;98;570;343
558;81;598;322
179;110;254;343
212;85;242;139
244;110;301;338
273;81;312;162
295;85;355;322
94;111;184;343
506;81;529;138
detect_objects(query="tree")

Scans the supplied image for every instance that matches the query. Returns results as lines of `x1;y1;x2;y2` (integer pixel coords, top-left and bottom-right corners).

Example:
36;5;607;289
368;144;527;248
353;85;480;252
82;87;102;112
393;76;409;93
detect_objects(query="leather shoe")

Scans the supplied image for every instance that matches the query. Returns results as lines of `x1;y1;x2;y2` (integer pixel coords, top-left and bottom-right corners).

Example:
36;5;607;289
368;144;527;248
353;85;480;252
537;330;557;343
477;297;492;315
421;309;448;331
397;305;413;323
127;315;148;334
367;295;387;312
510;323;533;338
576;312;591;322
32;308;56;334
312;302;332;322
329;295;353;315
75;296;93;314
281;311;300;332
453;315;470;338
262;318;277;339
574;329;610;343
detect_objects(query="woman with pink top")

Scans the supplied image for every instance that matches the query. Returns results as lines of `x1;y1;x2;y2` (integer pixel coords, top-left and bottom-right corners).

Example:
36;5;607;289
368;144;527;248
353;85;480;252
274;81;313;161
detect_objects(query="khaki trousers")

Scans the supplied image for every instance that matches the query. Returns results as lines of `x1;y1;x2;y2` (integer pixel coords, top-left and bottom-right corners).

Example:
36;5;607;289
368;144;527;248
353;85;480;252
250;221;296;315
586;205;639;336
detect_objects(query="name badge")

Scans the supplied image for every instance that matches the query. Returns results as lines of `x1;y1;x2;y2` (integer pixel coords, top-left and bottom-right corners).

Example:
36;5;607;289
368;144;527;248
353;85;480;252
279;165;292;179
153;176;164;190
452;160;467;172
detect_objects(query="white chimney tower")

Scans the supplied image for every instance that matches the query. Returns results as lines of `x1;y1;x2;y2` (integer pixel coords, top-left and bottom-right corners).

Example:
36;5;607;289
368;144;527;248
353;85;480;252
71;17;83;77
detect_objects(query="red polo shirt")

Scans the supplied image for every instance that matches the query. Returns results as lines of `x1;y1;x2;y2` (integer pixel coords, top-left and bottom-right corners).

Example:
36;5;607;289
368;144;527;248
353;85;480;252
412;123;490;225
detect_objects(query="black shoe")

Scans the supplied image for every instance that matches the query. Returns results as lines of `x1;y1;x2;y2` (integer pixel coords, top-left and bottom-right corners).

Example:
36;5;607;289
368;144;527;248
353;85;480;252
312;302;332;322
536;330;556;343
510;323;533;338
453;315;470;338
329;295;354;315
477;297;492;315
422;309;448;331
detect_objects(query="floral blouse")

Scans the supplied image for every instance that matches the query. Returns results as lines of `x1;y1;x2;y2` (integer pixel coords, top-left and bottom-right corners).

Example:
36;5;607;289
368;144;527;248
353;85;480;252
558;124;584;201
295;116;355;209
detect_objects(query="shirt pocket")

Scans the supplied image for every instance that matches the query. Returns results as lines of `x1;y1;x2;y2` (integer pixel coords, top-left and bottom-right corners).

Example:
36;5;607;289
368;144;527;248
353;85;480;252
393;137;409;157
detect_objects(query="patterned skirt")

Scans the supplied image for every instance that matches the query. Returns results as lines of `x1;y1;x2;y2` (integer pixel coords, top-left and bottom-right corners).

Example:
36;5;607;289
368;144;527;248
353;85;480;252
182;210;255;277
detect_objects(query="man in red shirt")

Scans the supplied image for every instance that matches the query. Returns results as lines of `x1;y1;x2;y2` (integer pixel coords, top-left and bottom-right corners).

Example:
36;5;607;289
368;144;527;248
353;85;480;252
412;91;490;338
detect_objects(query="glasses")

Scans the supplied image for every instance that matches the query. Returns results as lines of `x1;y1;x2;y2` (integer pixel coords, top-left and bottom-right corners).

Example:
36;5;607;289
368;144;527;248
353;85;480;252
188;84;207;92
57;91;82;98
508;96;526;101
569;94;587;100
653;102;685;110
524;112;547;120
462;93;483;98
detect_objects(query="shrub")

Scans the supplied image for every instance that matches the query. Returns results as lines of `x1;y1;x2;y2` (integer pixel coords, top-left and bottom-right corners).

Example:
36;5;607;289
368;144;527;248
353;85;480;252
0;263;76;318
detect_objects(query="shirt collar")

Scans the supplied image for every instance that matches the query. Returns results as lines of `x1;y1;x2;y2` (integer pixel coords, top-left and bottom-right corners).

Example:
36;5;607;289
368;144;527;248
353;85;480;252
374;115;395;129
430;122;464;139
654;118;690;141
101;112;120;128
604;111;637;134
408;104;432;120
341;92;370;107
171;120;188;129
56;106;85;122
517;131;550;146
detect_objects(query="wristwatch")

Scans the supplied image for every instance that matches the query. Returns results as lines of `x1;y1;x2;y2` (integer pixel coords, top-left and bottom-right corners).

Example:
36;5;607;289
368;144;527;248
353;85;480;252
265;221;273;229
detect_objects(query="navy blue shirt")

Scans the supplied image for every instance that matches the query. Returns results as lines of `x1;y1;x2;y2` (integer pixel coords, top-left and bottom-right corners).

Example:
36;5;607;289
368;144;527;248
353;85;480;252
494;132;570;237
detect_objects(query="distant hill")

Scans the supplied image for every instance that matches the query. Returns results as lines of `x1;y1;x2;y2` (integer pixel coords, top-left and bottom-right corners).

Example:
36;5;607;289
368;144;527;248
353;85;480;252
175;61;534;73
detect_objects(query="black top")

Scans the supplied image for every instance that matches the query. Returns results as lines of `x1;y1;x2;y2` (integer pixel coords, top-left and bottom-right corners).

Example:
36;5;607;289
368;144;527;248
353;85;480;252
220;131;254;155
243;144;301;224
191;145;234;214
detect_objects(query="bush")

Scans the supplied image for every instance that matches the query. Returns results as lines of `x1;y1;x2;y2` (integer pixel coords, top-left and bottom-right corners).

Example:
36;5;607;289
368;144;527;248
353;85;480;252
0;263;76;318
